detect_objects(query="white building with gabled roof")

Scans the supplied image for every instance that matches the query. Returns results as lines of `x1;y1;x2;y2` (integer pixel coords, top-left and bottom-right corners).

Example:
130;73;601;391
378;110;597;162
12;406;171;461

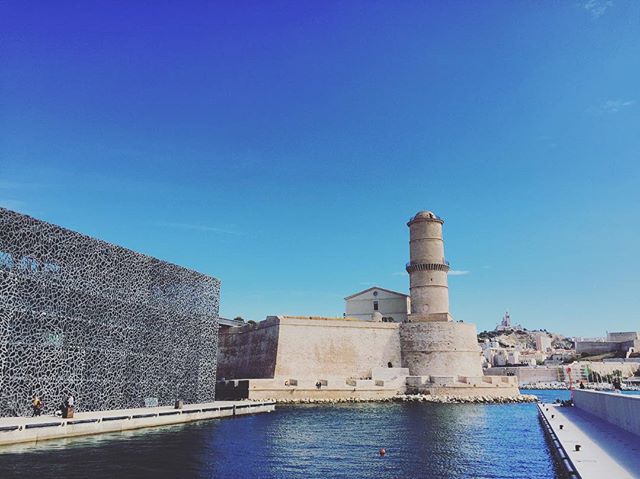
344;286;410;323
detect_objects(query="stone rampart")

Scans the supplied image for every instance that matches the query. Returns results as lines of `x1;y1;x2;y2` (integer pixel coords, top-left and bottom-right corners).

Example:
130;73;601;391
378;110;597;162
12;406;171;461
217;318;280;380
217;317;401;381
274;317;401;379
576;341;622;355
400;322;483;377
219;317;518;400
607;331;639;342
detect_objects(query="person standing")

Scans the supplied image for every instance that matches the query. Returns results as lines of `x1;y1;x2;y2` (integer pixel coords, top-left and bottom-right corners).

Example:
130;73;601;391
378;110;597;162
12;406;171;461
63;393;75;418
31;395;42;416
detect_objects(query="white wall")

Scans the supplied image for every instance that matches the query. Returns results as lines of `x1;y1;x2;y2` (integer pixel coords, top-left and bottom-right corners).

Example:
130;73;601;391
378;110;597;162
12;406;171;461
345;288;409;323
573;390;640;437
535;334;552;352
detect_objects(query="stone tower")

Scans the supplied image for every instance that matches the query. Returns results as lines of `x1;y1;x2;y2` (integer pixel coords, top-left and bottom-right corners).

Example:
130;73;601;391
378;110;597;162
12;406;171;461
400;210;483;378
406;211;452;322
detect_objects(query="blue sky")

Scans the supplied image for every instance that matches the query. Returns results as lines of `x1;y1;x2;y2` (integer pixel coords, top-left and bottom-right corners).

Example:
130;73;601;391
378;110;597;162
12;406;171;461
1;1;639;336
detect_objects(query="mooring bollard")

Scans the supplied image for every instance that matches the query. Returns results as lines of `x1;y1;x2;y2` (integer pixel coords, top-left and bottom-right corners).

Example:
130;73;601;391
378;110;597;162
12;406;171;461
559;425;564;430
575;444;581;452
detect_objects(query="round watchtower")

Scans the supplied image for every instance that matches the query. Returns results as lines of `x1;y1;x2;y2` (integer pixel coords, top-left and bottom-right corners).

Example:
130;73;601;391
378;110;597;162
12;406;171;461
406;211;451;322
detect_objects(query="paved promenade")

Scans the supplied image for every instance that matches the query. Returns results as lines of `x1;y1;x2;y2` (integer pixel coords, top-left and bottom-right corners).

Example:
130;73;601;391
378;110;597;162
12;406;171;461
0;400;275;446
538;402;640;479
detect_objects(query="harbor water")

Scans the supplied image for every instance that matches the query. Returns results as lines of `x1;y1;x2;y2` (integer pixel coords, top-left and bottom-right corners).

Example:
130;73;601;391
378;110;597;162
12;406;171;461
0;390;574;479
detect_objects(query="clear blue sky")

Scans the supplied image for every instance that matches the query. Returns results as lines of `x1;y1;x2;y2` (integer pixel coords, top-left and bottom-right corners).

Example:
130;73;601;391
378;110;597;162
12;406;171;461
1;1;639;336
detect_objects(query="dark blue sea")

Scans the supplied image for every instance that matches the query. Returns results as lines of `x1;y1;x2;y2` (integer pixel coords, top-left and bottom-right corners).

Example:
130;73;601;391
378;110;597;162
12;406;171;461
0;390;575;479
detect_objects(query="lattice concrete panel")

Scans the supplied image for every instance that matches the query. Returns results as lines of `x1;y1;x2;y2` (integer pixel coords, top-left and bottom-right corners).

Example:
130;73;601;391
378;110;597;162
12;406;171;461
0;207;219;417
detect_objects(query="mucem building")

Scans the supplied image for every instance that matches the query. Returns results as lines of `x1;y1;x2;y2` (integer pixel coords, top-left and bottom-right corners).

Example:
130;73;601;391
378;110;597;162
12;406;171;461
0;207;219;417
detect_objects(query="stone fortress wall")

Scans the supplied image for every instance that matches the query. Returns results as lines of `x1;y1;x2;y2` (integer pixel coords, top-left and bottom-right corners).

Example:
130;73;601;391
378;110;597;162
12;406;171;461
0;208;220;417
217;315;518;400
218;210;520;401
273;317;401;378
217;317;280;380
219;316;401;381
607;331;639;342
576;341;625;355
575;331;639;356
400;321;483;377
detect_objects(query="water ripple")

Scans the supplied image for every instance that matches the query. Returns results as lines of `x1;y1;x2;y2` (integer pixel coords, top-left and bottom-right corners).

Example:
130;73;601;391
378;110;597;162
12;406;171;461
0;393;570;479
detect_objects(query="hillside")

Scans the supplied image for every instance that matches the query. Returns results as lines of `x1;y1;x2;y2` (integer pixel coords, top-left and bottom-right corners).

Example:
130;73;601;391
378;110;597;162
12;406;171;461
477;328;574;350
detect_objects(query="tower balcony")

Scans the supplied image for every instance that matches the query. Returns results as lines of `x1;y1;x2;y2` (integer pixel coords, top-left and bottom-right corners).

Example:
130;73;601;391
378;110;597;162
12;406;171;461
405;261;450;273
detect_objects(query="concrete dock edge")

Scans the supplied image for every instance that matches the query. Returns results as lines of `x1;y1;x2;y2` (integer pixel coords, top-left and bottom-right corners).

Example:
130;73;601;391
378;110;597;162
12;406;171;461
0;400;276;446
537;403;581;479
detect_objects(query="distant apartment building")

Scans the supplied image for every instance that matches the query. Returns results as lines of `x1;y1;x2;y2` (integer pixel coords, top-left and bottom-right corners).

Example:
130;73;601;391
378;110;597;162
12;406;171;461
519;351;547;366
535;333;552;352
344;287;410;323
481;338;553;368
487;349;522;367
481;341;534;367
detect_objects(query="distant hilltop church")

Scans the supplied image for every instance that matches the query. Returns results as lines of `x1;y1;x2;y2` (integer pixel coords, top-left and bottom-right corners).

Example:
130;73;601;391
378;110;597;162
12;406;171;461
494;311;523;332
217;210;519;401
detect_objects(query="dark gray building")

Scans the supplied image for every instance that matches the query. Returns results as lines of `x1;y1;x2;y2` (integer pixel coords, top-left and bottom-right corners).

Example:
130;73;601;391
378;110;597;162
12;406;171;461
0;208;219;417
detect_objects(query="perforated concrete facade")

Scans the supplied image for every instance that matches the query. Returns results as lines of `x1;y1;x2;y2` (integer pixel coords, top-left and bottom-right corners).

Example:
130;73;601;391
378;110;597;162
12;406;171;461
0;208;219;417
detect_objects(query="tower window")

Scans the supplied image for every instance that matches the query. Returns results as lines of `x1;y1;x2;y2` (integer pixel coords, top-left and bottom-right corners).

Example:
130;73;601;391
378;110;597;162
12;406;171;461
373;300;379;311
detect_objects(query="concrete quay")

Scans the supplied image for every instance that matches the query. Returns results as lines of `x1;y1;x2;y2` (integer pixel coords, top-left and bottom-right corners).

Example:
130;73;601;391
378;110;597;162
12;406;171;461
537;399;640;478
218;371;520;402
0;400;275;446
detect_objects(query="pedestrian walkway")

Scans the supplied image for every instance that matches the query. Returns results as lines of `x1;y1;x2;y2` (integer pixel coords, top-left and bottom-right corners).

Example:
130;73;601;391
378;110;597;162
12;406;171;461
0;400;275;446
538;402;640;479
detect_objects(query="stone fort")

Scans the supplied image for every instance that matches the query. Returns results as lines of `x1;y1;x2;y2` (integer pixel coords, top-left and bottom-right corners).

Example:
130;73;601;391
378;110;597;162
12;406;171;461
218;211;518;400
